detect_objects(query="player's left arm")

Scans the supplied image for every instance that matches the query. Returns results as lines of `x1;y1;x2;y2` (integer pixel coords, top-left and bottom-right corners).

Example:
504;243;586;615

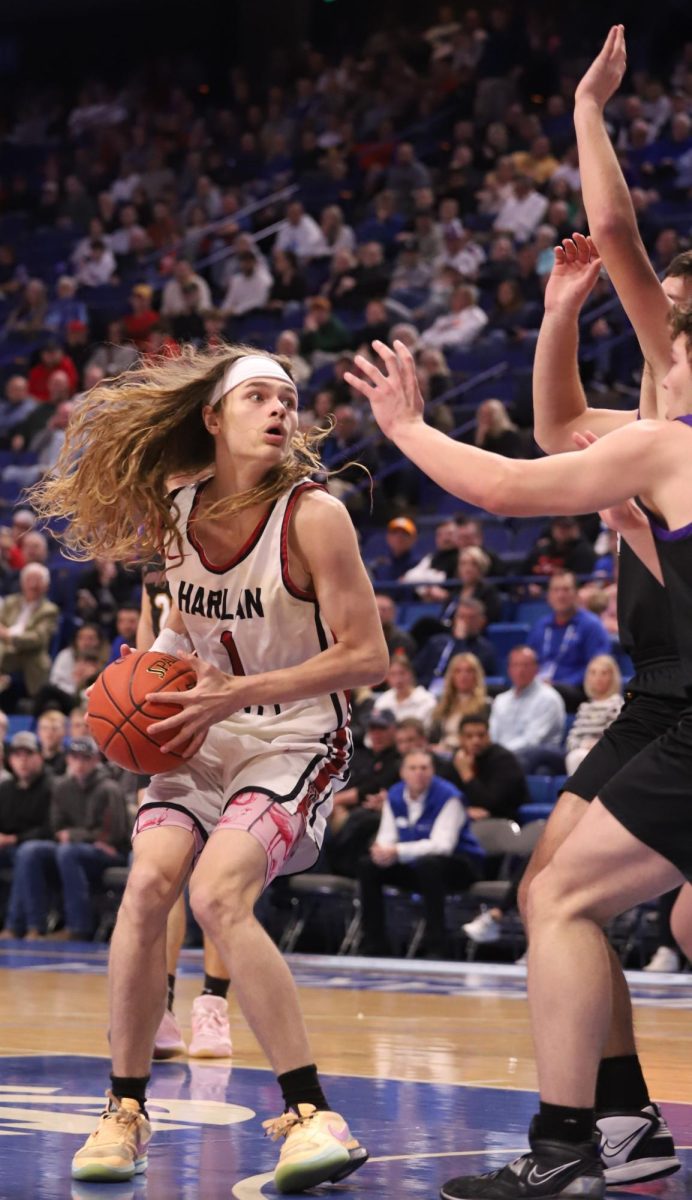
150;492;389;754
345;340;671;518
248;489;390;703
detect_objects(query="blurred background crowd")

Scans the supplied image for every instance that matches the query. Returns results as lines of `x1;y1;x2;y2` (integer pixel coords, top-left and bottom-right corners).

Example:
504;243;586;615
0;0;689;968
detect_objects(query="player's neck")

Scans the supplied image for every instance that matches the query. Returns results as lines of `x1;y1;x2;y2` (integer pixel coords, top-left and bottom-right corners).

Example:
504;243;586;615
210;457;269;500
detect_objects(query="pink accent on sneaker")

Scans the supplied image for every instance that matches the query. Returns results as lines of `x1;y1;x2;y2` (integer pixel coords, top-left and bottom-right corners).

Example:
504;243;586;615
153;1008;186;1060
188;995;233;1059
327;1119;352;1143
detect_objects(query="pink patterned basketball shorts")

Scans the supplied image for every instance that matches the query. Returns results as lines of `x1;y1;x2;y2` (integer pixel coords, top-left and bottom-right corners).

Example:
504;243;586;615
132;722;351;888
133;795;307;888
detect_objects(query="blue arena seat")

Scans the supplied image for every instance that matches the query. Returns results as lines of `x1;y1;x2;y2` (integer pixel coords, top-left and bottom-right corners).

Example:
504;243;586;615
6;715;35;738
486;623;530;672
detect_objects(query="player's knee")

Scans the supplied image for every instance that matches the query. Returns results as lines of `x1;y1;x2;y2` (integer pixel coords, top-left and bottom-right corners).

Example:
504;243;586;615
526;863;578;928
120;859;179;925
189;877;255;935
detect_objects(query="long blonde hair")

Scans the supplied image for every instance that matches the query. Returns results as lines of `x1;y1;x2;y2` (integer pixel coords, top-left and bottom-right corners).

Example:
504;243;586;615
433;652;488;723
28;343;329;562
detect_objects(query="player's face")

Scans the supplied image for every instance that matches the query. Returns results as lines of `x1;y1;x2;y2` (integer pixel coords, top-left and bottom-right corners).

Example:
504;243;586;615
661;335;692;419
207;377;299;468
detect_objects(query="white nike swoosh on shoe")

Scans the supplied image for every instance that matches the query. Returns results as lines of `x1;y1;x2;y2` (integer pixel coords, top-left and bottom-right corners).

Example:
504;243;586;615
526;1159;581;1187
600;1123;649;1158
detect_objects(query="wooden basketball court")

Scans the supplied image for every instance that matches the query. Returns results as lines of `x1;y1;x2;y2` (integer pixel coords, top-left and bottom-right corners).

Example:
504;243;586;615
0;944;690;1197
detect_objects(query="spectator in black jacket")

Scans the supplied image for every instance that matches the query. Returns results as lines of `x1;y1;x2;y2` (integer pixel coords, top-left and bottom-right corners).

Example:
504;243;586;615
37;708;68;776
0;732;53;933
326;710;401;877
415;598;499;688
1;737;129;939
375;593;416;661
441;715;527;821
523;516;596;578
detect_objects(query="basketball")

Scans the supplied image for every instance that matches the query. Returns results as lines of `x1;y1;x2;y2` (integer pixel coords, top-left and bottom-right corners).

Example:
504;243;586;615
86;650;197;774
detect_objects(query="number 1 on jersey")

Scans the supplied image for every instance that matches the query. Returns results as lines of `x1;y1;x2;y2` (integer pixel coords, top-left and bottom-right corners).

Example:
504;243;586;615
220;630;246;676
219;631;280;718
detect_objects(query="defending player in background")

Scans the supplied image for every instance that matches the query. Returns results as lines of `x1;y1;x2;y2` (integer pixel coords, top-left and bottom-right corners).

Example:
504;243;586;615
139;563;233;1061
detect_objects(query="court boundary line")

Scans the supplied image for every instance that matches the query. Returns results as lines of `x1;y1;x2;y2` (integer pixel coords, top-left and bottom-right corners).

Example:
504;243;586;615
0;1052;690;1109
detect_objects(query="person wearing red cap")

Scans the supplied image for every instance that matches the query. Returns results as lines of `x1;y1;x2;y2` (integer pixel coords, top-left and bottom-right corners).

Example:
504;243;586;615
372;516;419;582
27;343;79;403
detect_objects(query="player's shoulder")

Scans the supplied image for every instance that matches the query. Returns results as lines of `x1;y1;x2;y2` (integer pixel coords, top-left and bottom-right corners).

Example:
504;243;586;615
628;417;676;442
290;485;350;526
289;486;358;563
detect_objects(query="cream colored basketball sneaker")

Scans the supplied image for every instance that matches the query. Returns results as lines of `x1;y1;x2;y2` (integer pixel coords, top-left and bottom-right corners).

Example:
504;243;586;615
263;1103;368;1193
71;1092;151;1181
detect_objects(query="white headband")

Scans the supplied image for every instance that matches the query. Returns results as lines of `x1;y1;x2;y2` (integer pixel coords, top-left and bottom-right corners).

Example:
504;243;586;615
210;355;297;406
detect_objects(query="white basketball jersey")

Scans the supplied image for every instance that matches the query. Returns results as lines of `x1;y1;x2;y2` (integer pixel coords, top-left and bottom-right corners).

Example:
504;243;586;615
165;479;350;740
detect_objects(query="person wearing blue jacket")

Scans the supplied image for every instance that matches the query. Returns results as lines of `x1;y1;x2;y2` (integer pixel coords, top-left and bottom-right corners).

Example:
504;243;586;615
527;571;611;710
357;749;484;958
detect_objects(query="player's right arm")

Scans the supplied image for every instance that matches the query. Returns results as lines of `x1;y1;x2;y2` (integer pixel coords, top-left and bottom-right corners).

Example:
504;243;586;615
574;26;672;387
533;233;637;453
135;595;188;656
136;587;155;652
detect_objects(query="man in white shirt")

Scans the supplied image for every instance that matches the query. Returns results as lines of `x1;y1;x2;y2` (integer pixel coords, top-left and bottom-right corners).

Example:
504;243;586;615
109;205;149;259
274;201;324;262
75;240;117;288
435;220;486;280
161;260;212;317
221;252;272;317
357;749;484;958
493;175;549;244
489;645;566;772
419;284;488;350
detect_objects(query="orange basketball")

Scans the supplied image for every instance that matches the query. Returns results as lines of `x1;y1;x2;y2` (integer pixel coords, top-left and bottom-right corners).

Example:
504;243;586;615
86;650;197;775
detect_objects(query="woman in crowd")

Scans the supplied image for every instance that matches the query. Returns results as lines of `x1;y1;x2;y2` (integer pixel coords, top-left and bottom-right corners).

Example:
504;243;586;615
565;654;623;775
474;398;524;458
371;656;437;730
429;653;489;754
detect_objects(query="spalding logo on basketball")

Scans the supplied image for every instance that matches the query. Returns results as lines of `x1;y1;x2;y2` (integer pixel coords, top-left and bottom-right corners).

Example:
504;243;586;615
86;650;197;775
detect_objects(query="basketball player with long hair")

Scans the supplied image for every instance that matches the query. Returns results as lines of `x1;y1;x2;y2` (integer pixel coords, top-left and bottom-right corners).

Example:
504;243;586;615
138;569;233;1061
344;313;692;1198
31;344;388;1190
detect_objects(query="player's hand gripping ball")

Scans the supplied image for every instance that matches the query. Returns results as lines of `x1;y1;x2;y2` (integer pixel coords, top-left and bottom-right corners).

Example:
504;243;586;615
86;651;197;774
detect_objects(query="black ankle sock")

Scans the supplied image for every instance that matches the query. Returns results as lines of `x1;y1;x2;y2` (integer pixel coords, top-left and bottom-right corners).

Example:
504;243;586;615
110;1075;149;1112
595;1054;650;1113
278;1064;329;1112
536;1101;594;1145
166;973;176;1012
201;973;230;1000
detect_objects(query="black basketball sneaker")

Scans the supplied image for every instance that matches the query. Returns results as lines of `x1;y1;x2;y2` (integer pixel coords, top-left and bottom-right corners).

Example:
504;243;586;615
439;1119;604;1199
597;1102;680;1184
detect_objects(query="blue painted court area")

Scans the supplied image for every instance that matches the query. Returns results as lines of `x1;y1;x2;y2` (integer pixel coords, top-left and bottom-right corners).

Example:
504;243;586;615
0;1056;689;1200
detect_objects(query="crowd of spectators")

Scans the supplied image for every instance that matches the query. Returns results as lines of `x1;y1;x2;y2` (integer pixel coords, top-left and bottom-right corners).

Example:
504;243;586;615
0;4;690;964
